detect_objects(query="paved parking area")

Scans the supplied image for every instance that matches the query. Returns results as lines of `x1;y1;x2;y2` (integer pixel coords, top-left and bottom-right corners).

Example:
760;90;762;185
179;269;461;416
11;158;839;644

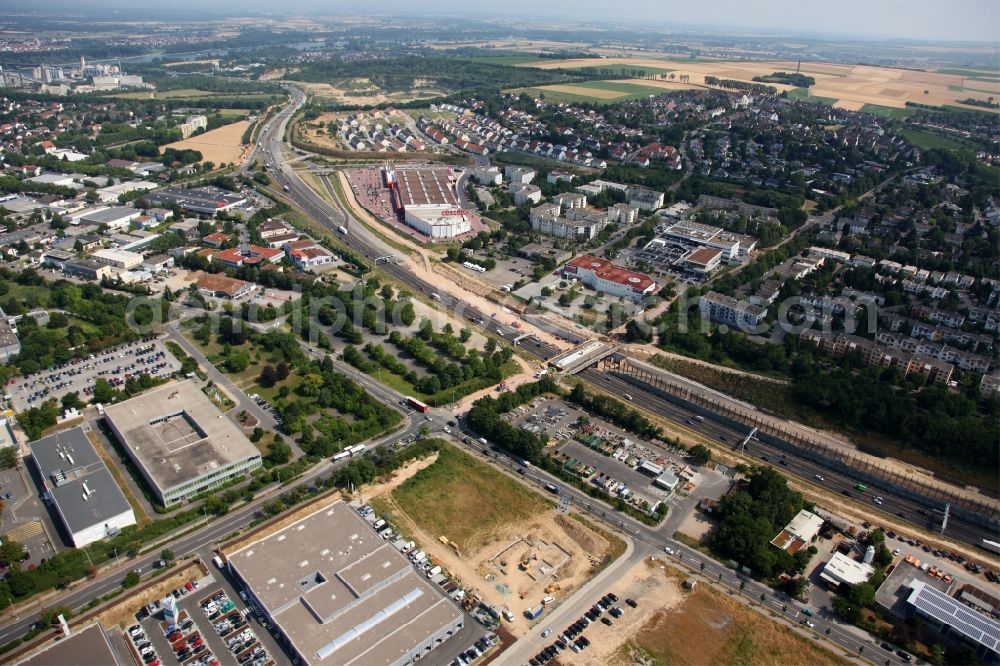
128;572;284;666
9;337;180;413
1;465;60;561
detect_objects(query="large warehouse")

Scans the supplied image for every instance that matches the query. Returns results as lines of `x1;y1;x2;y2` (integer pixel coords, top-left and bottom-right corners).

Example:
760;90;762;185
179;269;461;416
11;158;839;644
103;381;262;507
227;501;464;666
143;186;247;215
385;166;472;239
28;426;136;547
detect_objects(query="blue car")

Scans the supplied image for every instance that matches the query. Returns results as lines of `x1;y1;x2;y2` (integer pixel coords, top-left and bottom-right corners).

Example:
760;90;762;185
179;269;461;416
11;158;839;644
4;492;11;500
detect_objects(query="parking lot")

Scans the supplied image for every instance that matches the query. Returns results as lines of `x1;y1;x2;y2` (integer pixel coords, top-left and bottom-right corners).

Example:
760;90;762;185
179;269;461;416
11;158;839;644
0;465;60;562
9;337;180;413
128;570;285;666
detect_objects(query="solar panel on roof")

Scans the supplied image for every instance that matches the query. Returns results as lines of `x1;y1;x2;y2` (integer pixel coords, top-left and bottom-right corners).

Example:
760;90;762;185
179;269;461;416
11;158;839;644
908;582;1000;651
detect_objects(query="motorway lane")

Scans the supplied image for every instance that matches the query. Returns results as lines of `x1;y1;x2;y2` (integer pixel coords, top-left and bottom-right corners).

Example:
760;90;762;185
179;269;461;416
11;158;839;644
263;99;995;550
592;369;991;548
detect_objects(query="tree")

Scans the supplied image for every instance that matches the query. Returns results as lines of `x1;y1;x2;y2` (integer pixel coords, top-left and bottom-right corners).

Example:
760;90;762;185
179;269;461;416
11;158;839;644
160;548;174;562
122;571;140;588
267;438;292;465
689;444;712;465
0;538;26;567
258;364;278;388
92;378;117;405
224;349;250;373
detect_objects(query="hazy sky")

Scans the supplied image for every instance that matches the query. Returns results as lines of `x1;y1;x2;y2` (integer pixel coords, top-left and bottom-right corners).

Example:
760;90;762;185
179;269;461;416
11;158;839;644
16;0;1000;42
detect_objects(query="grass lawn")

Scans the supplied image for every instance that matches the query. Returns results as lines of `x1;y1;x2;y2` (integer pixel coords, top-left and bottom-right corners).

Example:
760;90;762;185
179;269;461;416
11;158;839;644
859;104;916;120
385;443;550;553
785;87;838;105
620;583;847;666
511;80;666;104
897;127;978;151
935;68;1000;80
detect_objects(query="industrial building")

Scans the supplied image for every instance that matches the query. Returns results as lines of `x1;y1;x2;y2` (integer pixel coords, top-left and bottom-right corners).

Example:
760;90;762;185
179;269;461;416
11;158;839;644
820;551;875;588
383;166;471;239
227;501;464;666
28;426;136;547
0;306;21;363
103;381;262;507
92;248;143;270
143;187;247;215
679;247;724;274
196;274;257;301
562;255;656;302
78;206;142;231
15;622;122;666
62;258;112;282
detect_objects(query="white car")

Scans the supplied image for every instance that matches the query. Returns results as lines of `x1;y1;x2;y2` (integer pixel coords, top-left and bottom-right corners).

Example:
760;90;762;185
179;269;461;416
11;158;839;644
663;546;675;555
873;496;884;505
541;628;552;638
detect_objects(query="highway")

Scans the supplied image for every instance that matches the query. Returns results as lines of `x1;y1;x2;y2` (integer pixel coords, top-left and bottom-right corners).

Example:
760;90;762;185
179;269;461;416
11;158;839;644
588;369;993;548
254;88;997;552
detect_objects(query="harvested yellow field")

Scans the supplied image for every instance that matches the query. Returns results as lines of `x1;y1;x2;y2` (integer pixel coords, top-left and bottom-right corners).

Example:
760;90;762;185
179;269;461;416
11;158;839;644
526;57;1000;110
161;120;250;164
833;100;866;111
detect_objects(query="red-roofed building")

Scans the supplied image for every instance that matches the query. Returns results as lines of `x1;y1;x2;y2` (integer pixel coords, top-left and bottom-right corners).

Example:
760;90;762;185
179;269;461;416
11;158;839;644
247;245;284;264
202;232;231;248
289;246;335;269
562;255;656;302
212;248;245;268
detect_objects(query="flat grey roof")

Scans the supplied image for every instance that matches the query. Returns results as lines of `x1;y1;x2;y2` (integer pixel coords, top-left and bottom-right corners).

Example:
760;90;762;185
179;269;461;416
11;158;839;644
0;318;19;350
27;427;133;538
228;501;462;666
15;622;121;666
103;381;259;494
80;207;138;225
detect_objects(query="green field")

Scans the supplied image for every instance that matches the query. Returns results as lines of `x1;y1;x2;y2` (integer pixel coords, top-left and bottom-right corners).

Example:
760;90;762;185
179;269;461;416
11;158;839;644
567;64;674;77
785;87;838;105
382;443;550;553
513;80;667;104
898;127;978;151
859;104;916;120
936;68;1000;80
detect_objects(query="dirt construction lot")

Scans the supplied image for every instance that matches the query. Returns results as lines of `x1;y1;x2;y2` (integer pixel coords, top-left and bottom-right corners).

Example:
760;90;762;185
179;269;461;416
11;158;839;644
589;560;848;666
371;444;620;636
524;57;1000;110
161;120;250;164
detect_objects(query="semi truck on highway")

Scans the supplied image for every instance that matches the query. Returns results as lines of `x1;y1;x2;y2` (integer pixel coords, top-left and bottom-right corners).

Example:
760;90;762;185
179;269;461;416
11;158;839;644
338;226;348;234
544;483;560;494
405;396;430;413
982;539;1000;555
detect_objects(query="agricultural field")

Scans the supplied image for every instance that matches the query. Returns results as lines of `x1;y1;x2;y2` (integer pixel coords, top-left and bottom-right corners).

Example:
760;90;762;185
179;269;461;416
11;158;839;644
512;80;677;104
160;120;250;164
611;580;847;666
897;127;981;152
372;443;622;635
522;57;1000;111
858;104;917;119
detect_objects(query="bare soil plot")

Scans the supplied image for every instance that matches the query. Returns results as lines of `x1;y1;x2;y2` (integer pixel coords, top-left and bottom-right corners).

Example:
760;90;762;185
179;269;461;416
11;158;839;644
372;444;618;635
160;120;250;164
610;568;848;666
525;57;1000;110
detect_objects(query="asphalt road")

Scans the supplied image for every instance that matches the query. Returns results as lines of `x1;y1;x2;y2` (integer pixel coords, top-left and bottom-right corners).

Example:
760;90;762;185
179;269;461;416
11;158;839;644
256;89;997;552
447;433;904;666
